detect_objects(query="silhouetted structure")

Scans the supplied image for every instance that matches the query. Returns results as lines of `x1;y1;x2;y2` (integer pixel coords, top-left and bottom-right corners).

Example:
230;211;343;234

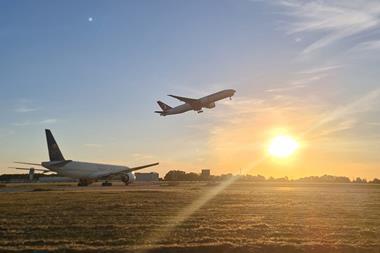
135;172;159;181
201;169;210;179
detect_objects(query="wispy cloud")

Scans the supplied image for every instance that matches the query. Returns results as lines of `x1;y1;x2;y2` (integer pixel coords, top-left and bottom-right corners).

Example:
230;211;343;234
304;87;380;136
131;153;155;160
367;122;380;126
266;64;340;93
13;99;40;113
39;119;57;124
290;74;326;85
313;119;357;138
84;143;103;148
297;64;344;74
12;118;58;127
0;129;15;139
265;84;305;93
351;39;380;51
275;0;380;54
14;106;39;113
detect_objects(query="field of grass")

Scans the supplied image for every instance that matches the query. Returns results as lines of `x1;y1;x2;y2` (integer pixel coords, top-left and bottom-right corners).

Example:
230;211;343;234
0;182;379;253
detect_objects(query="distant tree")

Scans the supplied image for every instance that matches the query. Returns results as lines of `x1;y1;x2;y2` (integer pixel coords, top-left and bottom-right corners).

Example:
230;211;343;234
296;175;351;183
164;170;186;181
186;172;200;181
370;178;380;184
164;170;201;181
353;177;367;183
219;173;233;181
256;175;266;181
240;174;266;182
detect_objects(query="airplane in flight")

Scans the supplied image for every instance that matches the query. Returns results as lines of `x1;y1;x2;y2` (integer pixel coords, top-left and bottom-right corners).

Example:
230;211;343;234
11;129;159;186
155;89;236;116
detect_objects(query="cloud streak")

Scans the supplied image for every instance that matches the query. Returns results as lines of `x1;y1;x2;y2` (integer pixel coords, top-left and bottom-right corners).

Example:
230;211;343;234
351;39;380;52
276;0;380;54
266;64;340;93
14;106;39;113
303;87;380;137
12;118;57;127
83;143;103;148
0;129;15;139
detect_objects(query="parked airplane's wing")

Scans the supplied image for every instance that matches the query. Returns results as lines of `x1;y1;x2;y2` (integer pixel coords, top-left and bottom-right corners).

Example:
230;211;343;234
168;95;201;107
126;162;160;173
14;161;42;166
99;162;160;179
9;167;50;173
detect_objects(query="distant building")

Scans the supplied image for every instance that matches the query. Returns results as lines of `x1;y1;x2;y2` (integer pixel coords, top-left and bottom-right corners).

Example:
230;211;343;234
135;172;159;181
201;169;211;179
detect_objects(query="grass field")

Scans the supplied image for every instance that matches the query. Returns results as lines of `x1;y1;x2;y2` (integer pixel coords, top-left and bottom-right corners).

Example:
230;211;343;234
0;182;379;253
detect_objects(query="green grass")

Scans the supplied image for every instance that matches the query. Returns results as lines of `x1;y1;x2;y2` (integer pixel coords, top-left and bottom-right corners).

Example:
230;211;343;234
0;182;379;252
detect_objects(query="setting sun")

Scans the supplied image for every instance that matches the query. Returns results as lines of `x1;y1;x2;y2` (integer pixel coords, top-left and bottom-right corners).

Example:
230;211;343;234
268;135;299;158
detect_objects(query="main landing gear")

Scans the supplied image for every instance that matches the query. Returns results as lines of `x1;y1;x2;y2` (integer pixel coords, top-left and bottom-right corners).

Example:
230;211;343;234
102;181;112;187
78;179;91;187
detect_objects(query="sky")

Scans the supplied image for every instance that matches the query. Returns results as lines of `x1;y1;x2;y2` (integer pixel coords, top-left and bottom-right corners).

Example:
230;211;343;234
1;0;380;179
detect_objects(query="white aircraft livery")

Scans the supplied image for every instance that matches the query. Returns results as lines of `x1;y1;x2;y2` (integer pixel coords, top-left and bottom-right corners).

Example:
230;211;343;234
155;89;236;116
13;129;159;186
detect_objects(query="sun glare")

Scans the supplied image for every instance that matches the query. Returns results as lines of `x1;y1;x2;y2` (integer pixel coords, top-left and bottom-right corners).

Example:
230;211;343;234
268;135;299;158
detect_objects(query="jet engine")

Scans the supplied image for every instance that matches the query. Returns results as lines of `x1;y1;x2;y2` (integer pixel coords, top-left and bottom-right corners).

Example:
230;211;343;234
205;102;216;109
121;172;136;185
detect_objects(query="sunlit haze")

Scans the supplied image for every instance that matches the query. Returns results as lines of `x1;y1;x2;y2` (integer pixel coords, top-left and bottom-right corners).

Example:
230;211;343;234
1;1;380;179
268;135;299;158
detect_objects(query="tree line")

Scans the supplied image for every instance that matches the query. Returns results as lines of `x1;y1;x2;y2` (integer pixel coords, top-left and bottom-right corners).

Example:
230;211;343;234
163;170;380;184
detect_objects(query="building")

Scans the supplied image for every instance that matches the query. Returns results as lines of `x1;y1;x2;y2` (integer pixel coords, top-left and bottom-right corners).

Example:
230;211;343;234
201;169;211;179
135;172;159;181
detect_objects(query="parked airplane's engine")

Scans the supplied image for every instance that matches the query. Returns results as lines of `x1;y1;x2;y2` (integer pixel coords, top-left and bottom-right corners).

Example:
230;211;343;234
121;172;136;185
205;102;216;109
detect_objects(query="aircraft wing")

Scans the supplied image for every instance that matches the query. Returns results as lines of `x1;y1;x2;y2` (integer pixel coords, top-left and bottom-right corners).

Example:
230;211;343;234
126;162;160;173
9;167;51;173
14;161;42;166
101;162;159;178
168;95;201;107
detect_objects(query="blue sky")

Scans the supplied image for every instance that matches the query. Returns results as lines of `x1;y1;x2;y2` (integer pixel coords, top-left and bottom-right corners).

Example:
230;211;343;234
1;0;380;179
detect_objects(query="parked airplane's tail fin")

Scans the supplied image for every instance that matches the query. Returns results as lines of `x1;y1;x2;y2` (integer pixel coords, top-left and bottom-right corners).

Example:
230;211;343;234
45;129;65;161
157;101;172;111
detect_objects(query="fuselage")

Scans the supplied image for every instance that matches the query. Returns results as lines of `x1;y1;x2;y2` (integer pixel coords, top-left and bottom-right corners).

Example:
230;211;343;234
163;89;235;116
41;160;135;180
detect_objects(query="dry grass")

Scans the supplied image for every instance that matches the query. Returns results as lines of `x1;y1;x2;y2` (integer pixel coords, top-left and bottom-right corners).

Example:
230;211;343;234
0;182;379;252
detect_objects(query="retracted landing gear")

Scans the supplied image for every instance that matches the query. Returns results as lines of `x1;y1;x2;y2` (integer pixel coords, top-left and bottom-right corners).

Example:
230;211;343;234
102;181;112;187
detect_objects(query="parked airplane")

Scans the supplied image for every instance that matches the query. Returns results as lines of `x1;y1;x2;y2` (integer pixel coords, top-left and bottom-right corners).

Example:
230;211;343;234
155;89;236;116
12;129;159;186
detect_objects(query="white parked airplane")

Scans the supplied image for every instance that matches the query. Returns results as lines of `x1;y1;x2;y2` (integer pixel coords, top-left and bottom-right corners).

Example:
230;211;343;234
155;89;236;116
12;129;159;186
